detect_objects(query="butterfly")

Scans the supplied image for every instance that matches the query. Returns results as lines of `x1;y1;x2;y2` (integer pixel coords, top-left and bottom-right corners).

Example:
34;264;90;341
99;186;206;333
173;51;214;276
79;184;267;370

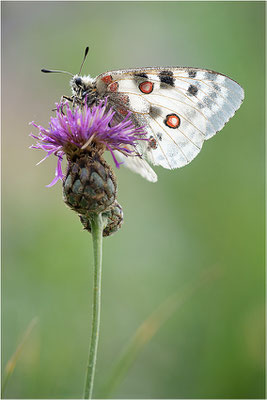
43;48;244;183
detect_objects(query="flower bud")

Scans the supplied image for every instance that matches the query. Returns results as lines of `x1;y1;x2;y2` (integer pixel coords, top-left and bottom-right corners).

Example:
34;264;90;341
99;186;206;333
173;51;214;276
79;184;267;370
80;201;123;237
63;151;117;215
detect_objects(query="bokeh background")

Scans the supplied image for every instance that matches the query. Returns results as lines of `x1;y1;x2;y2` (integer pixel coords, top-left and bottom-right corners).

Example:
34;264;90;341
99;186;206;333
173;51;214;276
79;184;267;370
2;2;265;399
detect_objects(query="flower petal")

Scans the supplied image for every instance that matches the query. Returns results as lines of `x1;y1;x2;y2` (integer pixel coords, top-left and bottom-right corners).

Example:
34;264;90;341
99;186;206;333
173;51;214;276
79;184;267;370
31;97;147;186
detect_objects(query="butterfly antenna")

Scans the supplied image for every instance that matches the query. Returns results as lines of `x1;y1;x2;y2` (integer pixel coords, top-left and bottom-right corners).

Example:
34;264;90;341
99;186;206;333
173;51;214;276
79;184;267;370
41;68;74;77
78;46;89;75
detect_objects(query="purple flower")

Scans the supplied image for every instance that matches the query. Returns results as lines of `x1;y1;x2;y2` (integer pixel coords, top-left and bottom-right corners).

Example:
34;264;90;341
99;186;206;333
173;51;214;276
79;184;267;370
30;98;147;187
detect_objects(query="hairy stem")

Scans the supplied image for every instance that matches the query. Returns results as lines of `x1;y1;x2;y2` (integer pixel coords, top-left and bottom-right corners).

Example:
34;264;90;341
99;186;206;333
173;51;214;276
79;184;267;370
83;213;105;399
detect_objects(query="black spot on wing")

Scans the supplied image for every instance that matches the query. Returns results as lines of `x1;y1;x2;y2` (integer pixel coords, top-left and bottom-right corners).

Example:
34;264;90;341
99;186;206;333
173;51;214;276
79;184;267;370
188;84;198;96
157;132;163;141
159;70;174;87
205;72;217;81
188;69;197;78
203;96;213;109
212;83;221;92
149;105;162;118
210;91;217;100
134;73;148;79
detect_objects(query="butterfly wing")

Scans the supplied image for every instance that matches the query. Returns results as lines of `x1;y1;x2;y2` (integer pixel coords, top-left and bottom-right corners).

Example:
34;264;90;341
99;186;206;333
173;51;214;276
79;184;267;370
95;67;244;175
115;148;158;182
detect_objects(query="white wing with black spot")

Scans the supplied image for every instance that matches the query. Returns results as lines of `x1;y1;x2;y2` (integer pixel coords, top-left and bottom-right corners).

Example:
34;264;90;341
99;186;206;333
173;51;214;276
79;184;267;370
96;67;244;175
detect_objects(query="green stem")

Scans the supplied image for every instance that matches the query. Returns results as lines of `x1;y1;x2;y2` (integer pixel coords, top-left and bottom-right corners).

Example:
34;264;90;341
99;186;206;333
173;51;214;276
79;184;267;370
83;213;105;399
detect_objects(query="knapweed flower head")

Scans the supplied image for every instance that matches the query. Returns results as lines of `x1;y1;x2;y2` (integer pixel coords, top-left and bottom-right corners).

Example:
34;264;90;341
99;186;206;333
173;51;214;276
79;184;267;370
30;98;147;187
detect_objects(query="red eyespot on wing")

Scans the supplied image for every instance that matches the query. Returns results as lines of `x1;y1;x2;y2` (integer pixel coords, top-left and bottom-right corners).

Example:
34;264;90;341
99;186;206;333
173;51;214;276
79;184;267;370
109;82;118;92
164;114;180;129
148;136;157;150
101;75;113;84
139;81;154;94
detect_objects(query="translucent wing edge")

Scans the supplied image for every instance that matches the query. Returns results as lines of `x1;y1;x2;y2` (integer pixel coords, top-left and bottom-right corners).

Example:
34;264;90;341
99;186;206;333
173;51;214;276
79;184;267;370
115;151;158;183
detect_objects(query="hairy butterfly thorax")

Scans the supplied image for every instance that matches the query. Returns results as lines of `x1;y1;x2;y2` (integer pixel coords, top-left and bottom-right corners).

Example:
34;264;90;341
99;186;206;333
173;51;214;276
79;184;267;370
70;74;99;106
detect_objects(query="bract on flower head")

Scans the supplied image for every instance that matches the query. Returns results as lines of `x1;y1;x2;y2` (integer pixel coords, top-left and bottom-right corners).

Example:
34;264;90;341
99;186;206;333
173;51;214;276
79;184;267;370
30;98;147;186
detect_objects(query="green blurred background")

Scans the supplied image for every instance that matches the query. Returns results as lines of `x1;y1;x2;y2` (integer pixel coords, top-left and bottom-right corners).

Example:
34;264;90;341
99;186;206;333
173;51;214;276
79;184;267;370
2;1;265;399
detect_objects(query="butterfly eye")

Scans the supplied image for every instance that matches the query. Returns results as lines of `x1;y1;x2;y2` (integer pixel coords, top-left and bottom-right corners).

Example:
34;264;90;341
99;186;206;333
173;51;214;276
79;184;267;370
75;77;82;86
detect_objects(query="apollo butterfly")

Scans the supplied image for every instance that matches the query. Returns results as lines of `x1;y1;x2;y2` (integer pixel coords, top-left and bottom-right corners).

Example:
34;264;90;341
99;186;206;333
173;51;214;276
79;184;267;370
43;47;244;182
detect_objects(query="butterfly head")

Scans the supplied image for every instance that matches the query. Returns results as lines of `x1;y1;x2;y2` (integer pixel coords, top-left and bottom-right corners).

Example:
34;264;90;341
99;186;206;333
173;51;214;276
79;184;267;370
70;74;94;98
